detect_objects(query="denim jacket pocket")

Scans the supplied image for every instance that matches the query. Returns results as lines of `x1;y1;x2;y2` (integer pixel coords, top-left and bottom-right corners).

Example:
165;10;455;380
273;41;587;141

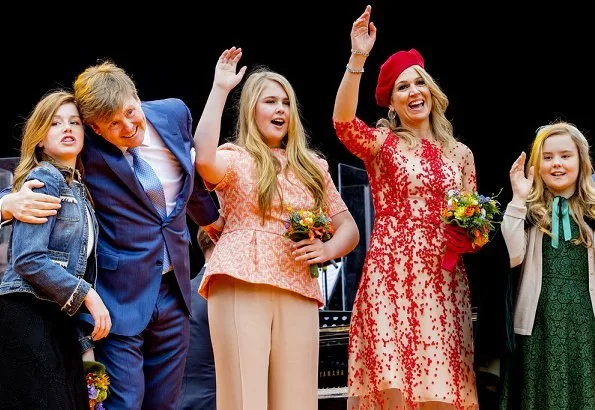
48;249;69;269
56;188;81;222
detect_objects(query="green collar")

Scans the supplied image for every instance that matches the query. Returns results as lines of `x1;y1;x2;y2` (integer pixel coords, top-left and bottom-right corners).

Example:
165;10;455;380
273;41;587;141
551;196;572;248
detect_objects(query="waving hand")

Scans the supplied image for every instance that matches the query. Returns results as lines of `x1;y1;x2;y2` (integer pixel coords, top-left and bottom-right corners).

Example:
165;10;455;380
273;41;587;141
214;47;247;93
509;151;534;205
351;5;377;55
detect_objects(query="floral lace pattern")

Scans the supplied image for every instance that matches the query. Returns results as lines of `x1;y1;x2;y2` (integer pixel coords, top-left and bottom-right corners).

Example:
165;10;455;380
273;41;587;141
199;143;348;307
334;118;479;409
499;217;595;409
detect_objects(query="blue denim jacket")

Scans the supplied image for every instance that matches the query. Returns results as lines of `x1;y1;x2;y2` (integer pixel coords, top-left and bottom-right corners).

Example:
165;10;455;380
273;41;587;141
0;162;98;326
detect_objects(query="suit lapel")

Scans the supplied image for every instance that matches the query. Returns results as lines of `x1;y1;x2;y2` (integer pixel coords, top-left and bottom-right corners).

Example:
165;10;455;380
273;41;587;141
143;104;192;175
143;102;192;219
88;132;161;217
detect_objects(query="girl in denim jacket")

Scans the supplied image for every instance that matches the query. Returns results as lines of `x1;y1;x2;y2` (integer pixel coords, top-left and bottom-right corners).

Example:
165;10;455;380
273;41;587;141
0;91;111;408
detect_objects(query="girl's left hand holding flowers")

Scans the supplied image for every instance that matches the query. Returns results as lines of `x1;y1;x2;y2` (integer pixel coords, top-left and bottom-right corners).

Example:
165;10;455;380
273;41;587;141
291;237;332;267
284;208;335;277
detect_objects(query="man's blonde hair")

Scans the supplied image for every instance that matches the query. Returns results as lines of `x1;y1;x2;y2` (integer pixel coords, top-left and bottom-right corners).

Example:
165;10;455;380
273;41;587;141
74;60;138;123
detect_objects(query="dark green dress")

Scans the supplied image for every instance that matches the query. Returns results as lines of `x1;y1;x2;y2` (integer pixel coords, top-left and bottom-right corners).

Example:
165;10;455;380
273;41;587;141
500;217;595;409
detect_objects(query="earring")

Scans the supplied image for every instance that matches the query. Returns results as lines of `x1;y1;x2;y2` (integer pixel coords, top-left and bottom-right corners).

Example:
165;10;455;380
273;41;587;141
388;109;396;121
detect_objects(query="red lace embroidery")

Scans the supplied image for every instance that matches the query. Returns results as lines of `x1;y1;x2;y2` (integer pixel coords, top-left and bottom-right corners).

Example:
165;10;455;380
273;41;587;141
334;118;478;409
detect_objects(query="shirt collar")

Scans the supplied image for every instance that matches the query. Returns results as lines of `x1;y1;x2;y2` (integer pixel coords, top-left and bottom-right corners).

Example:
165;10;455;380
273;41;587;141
119;122;155;154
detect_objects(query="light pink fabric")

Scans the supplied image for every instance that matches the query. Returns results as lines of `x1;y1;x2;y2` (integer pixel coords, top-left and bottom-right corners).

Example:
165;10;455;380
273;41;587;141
199;143;348;307
208;274;319;410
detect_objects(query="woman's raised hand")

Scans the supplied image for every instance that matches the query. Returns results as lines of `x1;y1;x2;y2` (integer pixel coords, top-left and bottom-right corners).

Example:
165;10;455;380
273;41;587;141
214;47;247;92
351;5;376;55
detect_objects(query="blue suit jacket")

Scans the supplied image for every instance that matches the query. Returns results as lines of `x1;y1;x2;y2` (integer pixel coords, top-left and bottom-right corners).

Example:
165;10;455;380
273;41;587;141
79;99;218;335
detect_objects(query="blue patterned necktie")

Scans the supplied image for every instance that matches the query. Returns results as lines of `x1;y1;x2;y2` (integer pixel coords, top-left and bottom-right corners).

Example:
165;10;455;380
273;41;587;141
127;147;171;272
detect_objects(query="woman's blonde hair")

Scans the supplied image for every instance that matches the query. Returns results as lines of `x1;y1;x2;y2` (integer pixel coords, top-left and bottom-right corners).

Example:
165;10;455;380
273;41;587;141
376;66;457;152
234;68;327;222
525;121;595;247
13;90;86;192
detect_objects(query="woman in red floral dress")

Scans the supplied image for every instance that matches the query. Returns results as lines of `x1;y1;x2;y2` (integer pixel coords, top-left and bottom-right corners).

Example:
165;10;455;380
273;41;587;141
332;5;479;409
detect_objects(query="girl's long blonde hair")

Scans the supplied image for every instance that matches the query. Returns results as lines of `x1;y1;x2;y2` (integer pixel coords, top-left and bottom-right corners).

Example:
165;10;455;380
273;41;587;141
376;66;457;152
13;90;85;193
525;121;595;247
234;68;327;222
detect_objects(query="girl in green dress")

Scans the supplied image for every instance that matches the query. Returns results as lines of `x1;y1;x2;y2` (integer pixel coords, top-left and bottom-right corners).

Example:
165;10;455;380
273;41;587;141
500;121;595;409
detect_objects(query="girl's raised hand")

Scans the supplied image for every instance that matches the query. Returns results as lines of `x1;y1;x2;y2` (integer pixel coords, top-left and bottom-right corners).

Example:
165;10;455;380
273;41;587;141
214;47;247;92
509;151;534;204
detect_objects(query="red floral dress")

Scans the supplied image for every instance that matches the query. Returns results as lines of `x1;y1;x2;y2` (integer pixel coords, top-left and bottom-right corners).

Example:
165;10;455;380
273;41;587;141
334;118;479;409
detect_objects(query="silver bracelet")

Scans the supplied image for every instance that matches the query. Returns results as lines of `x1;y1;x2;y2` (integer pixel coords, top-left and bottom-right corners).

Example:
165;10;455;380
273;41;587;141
351;49;369;57
346;65;364;74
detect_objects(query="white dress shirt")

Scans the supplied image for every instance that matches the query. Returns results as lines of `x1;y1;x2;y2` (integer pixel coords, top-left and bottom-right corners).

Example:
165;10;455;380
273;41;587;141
122;122;189;216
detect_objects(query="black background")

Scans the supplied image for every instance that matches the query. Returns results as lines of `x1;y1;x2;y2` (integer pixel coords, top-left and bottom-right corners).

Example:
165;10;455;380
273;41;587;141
3;1;593;194
2;1;593;353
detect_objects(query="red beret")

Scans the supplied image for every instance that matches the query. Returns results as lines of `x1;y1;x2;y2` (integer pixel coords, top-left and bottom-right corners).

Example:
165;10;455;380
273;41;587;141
375;48;425;108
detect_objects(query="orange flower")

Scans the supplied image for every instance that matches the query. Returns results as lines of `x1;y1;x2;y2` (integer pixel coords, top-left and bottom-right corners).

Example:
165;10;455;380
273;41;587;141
475;237;489;247
472;229;489;247
441;189;502;259
284;208;334;278
464;206;476;217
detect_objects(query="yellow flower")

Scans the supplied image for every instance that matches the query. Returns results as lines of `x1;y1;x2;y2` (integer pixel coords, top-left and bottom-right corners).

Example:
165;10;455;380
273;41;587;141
442;208;453;218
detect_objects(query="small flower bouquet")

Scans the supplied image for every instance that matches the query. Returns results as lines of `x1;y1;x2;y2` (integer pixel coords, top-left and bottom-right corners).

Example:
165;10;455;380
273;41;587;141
284;208;334;278
441;189;501;271
84;360;110;410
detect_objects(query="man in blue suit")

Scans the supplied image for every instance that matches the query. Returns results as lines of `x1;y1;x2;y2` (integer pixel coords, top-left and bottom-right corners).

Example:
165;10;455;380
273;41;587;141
0;61;221;409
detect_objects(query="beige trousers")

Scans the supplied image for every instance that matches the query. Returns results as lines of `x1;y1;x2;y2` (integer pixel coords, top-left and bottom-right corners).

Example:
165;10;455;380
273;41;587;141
208;275;319;410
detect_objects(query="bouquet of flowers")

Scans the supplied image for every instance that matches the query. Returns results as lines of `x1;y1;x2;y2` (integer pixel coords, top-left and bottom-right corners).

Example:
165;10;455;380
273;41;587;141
440;189;501;271
284;208;334;278
84;360;110;410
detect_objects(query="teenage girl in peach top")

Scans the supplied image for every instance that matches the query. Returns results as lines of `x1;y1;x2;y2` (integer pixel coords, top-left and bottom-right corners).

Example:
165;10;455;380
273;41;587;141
194;47;360;410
